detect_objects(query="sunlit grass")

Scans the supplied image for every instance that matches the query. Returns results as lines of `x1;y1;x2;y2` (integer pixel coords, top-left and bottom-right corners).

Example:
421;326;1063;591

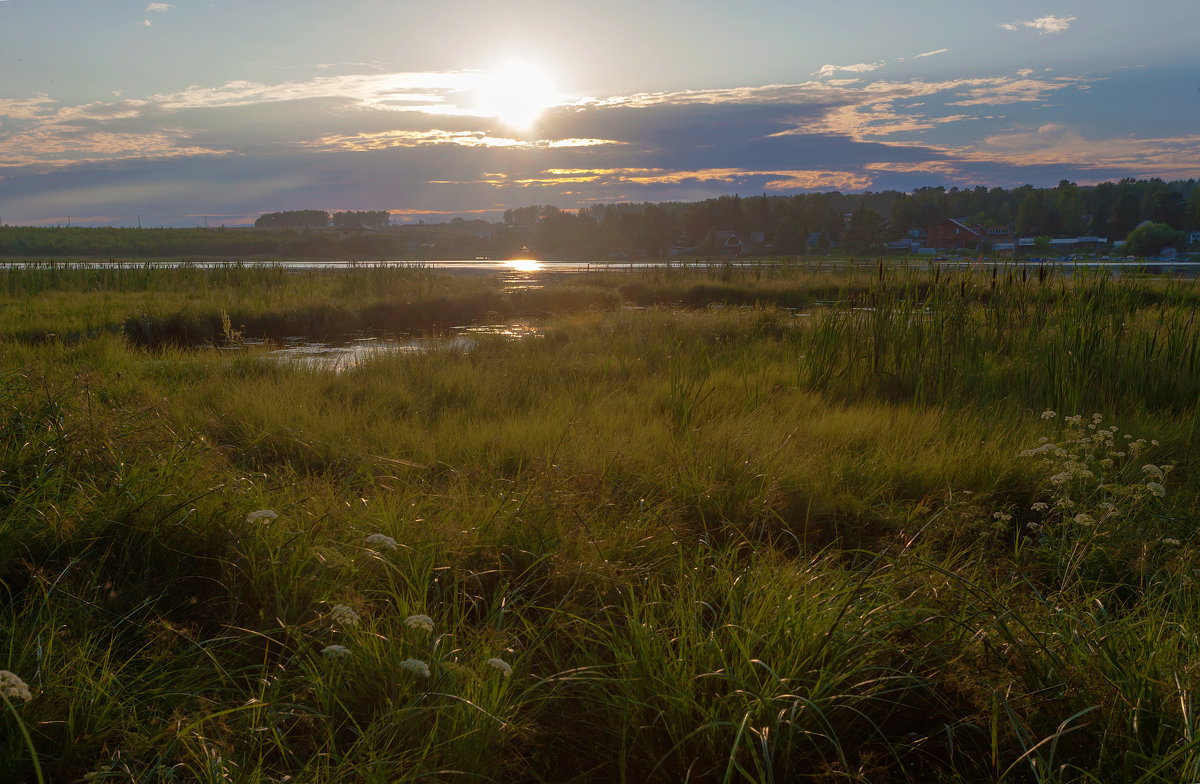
1;264;1198;781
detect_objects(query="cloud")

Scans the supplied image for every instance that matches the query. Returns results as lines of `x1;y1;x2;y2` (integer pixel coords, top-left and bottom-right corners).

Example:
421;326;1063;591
2;60;1193;224
817;62;886;77
145;2;172;11
433;167;873;192
913;49;949;59
955;123;1200;176
999;15;1077;34
145;72;480;113
303;129;622;152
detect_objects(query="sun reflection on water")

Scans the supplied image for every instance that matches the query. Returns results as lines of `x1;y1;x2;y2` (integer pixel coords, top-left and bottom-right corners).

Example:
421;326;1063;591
505;259;542;272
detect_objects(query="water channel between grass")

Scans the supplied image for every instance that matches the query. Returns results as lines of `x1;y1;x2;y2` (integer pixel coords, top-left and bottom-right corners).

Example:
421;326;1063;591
243;322;543;371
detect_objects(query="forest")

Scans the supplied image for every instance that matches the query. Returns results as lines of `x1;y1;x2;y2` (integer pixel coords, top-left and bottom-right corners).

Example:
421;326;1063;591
1;177;1196;260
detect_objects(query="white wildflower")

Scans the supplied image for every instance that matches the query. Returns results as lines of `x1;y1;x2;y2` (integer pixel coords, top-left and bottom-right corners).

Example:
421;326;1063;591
1031;502;1049;512
485;658;513;678
1146;482;1166;498
321;644;351;659
1065;415;1083;425
1142;465;1164;480
1073;513;1096;526
1100;459;1113;469
330;604;360;627
992;512;1012;522
1092;413;1103;423
401;658;430;678
1050;472;1072;486
404;614;434;633
1040;410;1057;420
1151;439;1160;446
245;509;278;524
364;533;398;550
0;670;32;703
1163;538;1182;546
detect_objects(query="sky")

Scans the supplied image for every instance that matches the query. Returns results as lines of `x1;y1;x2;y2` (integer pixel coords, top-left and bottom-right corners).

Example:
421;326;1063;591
0;0;1197;227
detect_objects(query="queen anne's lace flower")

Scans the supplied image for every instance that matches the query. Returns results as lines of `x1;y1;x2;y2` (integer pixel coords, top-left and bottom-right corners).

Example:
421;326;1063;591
0;670;32;702
404;614;434;633
365;533;398;550
245;509;278;524
401;658;430;678
486;658;513;678
1146;482;1166;498
321;645;351;659
330;604;360;627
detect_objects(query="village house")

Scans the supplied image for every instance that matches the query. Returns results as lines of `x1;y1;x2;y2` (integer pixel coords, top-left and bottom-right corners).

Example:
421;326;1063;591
925;218;983;250
705;230;750;257
982;224;1014;243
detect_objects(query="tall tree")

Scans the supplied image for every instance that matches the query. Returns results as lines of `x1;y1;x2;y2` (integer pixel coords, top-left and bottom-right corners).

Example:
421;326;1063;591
1187;187;1200;231
1055;180;1085;236
844;205;886;255
1109;190;1141;239
1015;194;1042;236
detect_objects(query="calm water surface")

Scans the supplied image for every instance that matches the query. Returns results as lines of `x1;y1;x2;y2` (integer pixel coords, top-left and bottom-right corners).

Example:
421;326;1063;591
262;323;541;372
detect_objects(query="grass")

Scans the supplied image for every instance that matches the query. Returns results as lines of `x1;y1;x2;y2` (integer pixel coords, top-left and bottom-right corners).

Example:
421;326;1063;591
1;262;1198;781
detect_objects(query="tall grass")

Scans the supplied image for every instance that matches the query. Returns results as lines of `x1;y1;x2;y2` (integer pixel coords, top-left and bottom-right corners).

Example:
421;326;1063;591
1;264;1198;781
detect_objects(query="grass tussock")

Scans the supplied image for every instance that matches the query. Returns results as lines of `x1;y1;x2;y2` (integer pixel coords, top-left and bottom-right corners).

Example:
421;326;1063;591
1;263;1199;782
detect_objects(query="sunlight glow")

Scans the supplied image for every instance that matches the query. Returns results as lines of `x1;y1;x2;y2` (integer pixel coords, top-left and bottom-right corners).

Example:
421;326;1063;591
475;62;559;130
505;259;542;272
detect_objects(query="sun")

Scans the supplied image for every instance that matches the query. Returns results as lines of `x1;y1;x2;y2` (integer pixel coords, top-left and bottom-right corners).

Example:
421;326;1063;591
475;61;559;131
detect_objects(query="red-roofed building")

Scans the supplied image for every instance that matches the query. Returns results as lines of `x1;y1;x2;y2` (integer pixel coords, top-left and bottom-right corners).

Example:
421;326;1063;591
926;218;983;250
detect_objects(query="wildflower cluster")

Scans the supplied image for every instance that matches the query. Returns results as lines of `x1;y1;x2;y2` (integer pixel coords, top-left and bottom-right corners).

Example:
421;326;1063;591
0;670;32;703
365;533;398;550
404;614;434;633
330;604;360;627
400;658;431;678
1020;411;1173;546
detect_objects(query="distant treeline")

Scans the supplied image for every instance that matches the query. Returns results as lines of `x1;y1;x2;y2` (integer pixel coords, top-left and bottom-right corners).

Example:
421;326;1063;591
1;178;1196;260
552;177;1199;257
254;210;391;229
